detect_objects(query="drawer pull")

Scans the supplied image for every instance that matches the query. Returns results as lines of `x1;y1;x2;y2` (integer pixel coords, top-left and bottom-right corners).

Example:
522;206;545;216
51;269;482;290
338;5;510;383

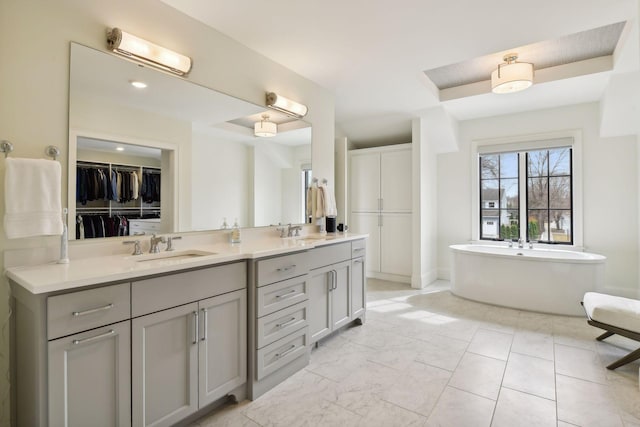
72;329;114;345
276;264;296;272
353;248;365;252
275;344;296;358
275;289;297;300
276;317;297;328
72;303;114;317
353;259;364;264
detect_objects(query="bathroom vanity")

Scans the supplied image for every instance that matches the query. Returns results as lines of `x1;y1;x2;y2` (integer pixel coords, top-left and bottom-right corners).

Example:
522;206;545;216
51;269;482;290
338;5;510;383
7;232;366;427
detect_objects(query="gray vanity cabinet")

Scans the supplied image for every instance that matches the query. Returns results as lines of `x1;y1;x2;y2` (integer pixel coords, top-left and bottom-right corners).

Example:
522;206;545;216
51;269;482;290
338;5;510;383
351;241;367;319
131;263;247;427
309;259;352;343
48;320;131;427
132;302;199;427
198;289;247;407
309;239;367;345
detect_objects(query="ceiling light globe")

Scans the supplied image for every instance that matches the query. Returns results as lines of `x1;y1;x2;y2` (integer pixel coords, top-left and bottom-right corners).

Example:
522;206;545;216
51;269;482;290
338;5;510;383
491;61;533;94
254;120;277;137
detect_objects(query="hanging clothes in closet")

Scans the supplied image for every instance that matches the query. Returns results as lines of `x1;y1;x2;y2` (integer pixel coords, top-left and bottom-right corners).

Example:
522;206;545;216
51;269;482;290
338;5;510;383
76;213;130;239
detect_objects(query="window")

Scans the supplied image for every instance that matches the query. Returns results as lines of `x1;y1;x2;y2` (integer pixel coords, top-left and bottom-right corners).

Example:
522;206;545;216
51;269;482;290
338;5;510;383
526;148;572;243
479;152;519;240
478;145;573;245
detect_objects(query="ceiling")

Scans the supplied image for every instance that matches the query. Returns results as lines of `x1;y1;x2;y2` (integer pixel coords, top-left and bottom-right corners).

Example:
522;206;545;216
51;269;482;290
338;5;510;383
159;0;639;147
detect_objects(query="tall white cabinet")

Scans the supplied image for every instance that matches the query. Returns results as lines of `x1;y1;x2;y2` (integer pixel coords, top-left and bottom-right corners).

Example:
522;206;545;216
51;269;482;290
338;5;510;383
349;144;412;282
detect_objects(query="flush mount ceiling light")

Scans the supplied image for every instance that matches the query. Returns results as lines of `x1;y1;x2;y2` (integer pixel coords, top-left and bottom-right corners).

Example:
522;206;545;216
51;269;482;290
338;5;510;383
254;114;277;137
107;28;192;76
491;53;534;94
266;92;308;118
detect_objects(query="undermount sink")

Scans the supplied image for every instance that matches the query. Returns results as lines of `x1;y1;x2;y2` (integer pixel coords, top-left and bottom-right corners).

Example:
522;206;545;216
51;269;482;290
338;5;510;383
131;249;217;263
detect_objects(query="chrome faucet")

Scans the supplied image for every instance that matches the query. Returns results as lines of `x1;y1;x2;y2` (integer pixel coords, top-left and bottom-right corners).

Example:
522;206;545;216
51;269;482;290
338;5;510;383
165;236;182;251
287;224;302;237
149;234;166;253
123;239;142;255
518;238;524;249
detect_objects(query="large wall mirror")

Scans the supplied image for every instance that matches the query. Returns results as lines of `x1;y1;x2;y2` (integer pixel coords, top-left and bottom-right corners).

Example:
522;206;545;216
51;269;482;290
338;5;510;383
68;43;312;239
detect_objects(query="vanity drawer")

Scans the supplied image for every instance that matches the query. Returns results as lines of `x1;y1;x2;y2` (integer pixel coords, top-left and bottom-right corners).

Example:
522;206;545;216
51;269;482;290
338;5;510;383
351;239;366;258
309;242;351;269
257;275;308;317
256;251;309;287
47;283;130;340
132;262;246;317
256;327;308;381
257;301;308;349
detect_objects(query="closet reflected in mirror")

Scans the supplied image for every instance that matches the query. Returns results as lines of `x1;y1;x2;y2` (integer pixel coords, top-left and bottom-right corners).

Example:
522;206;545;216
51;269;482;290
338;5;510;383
68;43;312;240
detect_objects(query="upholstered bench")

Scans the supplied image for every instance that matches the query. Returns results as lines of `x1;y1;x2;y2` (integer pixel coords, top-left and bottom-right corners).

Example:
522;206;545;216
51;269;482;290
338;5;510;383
582;292;640;370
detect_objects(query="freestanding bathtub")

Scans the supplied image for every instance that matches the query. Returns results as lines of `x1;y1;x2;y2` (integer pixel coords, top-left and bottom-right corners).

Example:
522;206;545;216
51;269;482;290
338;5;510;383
450;244;606;316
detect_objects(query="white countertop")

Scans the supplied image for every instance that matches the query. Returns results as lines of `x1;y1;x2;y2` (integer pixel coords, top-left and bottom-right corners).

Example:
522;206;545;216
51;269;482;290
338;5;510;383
6;233;366;295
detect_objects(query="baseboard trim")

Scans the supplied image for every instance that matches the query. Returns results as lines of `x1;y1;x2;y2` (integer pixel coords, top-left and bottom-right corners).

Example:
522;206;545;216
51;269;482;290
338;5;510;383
367;271;411;284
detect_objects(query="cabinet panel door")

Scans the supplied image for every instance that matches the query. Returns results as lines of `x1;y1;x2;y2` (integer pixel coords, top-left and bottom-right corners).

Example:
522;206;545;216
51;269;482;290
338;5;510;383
331;261;352;330
199;289;247;408
380;213;413;276
133;303;198;427
351;257;366;319
380;149;412;212
350;213;380;274
349;152;380;212
308;267;331;343
49;321;131;427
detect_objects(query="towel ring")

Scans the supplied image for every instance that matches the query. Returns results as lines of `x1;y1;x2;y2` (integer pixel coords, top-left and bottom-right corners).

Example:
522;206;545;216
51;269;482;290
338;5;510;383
45;145;61;160
1;140;14;158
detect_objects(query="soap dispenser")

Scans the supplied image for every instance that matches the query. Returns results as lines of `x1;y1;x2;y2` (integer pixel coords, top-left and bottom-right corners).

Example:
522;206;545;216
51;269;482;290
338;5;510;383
221;217;229;229
230;218;241;243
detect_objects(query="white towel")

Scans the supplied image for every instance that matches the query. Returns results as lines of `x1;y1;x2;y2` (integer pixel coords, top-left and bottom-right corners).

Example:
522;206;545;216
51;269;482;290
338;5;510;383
319;183;337;217
4;158;63;239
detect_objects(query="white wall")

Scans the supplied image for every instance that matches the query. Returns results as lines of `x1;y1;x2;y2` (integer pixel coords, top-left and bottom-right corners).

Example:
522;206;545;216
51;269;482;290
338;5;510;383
437;102;639;297
0;0;334;422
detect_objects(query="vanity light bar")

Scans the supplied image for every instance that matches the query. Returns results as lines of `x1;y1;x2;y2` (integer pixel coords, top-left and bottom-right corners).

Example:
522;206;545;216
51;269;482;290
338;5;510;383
107;28;192;76
266;92;308;118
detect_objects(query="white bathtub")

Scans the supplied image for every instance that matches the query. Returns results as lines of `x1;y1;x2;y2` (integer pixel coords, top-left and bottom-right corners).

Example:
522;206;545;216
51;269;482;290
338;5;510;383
450;244;606;316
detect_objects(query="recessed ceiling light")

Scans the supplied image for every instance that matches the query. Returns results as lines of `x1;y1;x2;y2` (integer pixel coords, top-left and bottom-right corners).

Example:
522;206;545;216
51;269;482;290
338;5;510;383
130;80;147;89
116;147;125;151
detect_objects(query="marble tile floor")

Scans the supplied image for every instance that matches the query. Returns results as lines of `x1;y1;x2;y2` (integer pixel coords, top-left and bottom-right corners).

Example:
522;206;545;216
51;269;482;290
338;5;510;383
191;279;640;427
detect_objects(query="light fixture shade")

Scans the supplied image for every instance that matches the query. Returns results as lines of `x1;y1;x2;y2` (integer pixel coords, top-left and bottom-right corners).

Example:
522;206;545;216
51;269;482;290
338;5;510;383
491;60;533;94
266;92;308;118
254;116;277;137
107;28;192;76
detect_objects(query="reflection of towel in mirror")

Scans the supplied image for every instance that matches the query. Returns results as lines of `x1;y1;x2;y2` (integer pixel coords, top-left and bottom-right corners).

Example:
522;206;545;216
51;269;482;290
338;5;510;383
4;158;63;239
319;183;337;217
315;185;325;218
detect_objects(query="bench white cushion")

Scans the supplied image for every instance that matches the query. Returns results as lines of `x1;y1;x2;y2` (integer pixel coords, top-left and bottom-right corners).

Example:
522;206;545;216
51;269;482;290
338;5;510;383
583;292;640;333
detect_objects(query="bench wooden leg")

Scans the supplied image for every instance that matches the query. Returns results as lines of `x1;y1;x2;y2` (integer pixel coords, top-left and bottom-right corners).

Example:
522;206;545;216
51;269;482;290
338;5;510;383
606;347;640;370
596;331;614;341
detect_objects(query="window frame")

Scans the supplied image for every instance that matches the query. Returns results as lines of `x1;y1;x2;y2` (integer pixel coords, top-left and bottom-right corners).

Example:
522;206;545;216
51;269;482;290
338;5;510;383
471;130;583;248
